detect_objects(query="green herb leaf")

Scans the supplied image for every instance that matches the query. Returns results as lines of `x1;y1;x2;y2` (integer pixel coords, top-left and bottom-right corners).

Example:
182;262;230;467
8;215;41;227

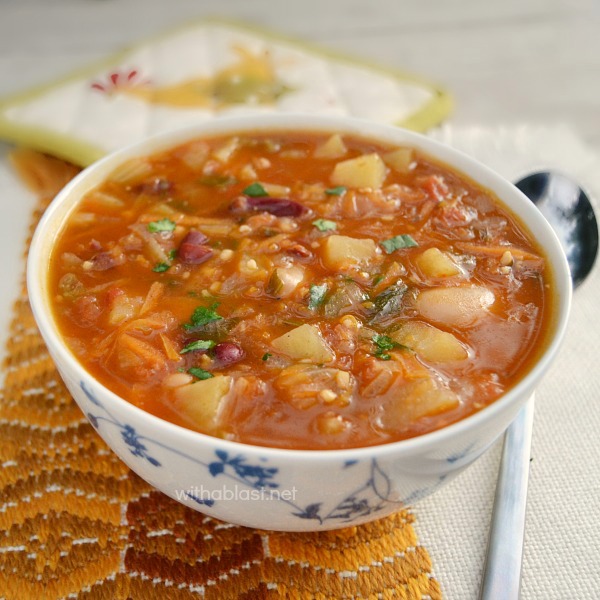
323;281;367;319
369;282;408;325
152;262;170;273
325;186;347;196
308;283;328;310
262;353;272;361
372;334;400;360
312;219;337;232
183;303;223;330
373;334;396;351
372;274;385;286
148;218;176;233
199;174;237;187
180;339;216;354
168;249;177;260
188;367;214;380
243;182;268;197
266;269;284;297
380;234;418;254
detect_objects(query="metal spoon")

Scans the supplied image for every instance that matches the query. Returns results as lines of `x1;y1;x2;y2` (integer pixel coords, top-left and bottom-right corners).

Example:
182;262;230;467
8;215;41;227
516;172;598;287
480;172;598;600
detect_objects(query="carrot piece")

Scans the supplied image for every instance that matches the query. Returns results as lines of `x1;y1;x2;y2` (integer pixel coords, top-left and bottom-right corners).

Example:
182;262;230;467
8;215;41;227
456;242;542;263
160;333;181;361
117;333;165;370
140;282;165;315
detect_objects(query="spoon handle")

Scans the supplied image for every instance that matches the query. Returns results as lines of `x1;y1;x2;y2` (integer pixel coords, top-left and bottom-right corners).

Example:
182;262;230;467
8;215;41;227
479;395;535;600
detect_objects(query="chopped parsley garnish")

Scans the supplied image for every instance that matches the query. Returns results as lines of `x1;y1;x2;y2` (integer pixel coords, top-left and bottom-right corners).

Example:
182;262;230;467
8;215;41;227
372;274;385;286
183;303;223;330
266;270;284;297
262;353;272;361
188;367;214;380
325;186;347;196
180;339;216;354
168;249;177;260
380;234;418;254
312;219;337;232
243;182;268;197
308;283;328;310
152;262;170;273
283;319;304;327
372;334;399;360
147;218;176;233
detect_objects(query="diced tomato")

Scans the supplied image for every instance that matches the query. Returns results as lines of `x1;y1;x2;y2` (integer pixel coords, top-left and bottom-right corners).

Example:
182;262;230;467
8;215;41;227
72;295;102;327
421;175;449;202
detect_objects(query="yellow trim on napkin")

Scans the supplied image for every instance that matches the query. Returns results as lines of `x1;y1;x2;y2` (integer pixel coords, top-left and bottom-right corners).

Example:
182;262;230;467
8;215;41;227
0;18;452;167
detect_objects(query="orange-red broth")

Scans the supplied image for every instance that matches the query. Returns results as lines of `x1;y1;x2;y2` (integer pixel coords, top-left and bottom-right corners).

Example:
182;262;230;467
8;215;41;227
49;131;553;450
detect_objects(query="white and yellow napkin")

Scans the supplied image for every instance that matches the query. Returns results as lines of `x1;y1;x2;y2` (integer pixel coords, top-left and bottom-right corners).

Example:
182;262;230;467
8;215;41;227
0;18;451;166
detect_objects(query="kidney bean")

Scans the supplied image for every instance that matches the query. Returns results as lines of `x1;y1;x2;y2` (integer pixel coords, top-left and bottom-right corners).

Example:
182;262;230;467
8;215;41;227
214;342;245;365
230;196;308;217
179;244;212;265
285;243;312;259
85;251;124;271
181;229;208;245
178;230;212;264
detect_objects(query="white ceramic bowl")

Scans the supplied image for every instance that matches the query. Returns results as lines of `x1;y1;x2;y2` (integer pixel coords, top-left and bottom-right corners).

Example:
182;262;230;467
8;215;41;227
27;115;572;531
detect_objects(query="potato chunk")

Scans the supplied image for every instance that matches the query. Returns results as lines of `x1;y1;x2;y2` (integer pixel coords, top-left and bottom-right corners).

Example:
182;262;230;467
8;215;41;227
317;412;350;435
211;136;239;163
380;377;459;429
174;376;232;432
274;364;354;409
322;234;378;270
382;148;414;174
271;324;334;363
331;153;387;189
416;247;462;278
391;321;468;362
314;134;347;159
416;286;495;327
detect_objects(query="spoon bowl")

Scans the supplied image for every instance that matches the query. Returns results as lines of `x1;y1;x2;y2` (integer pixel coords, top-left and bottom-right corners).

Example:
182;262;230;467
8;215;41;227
515;171;598;287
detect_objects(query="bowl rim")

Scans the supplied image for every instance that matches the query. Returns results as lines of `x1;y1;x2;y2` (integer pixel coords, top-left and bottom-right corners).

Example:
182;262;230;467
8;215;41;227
27;113;573;460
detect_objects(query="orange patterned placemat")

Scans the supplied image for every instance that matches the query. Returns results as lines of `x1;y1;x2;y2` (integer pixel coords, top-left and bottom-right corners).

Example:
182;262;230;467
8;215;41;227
0;152;442;600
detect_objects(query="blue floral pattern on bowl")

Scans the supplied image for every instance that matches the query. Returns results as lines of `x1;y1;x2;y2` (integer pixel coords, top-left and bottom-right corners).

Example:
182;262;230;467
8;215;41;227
82;381;475;526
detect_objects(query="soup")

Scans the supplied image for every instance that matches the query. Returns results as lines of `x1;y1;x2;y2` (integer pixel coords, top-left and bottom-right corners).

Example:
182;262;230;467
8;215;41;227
48;130;553;450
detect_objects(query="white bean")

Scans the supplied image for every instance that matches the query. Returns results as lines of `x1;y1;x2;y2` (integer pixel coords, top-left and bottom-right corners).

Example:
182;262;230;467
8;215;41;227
416;286;495;327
